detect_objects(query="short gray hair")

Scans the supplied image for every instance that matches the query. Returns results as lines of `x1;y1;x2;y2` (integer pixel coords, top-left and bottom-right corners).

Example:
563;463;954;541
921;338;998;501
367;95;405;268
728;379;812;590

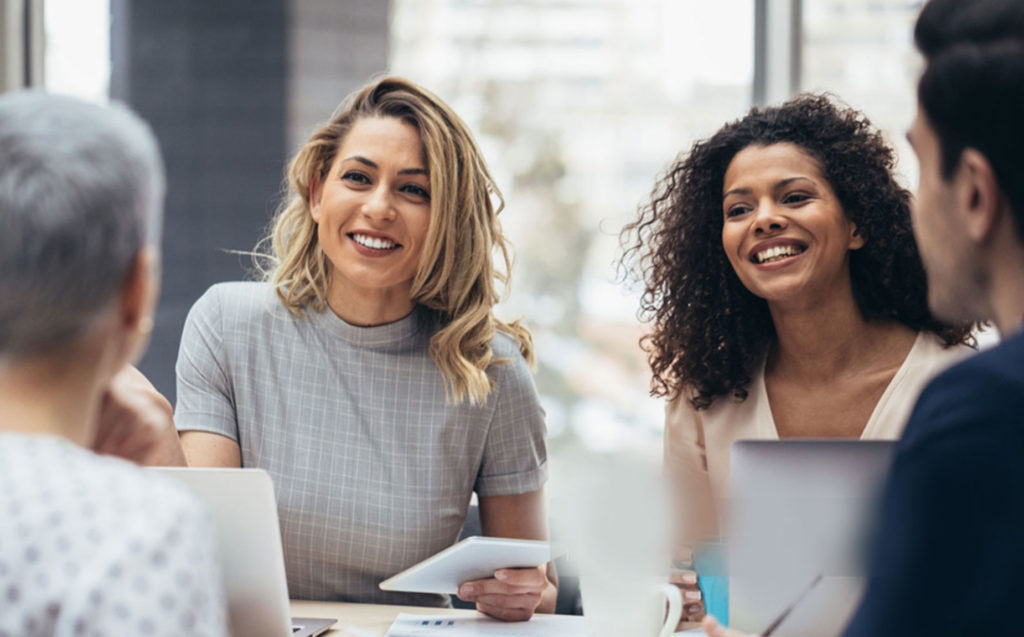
0;91;165;359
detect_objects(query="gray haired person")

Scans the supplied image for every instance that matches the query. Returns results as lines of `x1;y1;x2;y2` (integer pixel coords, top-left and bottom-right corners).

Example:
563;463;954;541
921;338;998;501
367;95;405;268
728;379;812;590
0;91;185;464
0;92;227;637
0;92;163;359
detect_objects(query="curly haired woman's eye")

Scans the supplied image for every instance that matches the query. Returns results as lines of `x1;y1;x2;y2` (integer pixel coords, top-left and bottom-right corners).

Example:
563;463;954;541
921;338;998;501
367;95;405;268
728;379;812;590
725;205;751;218
783;192;811;204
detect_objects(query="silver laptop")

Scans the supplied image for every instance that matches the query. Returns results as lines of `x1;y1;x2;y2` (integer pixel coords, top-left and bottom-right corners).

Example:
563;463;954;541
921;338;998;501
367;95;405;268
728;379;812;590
727;440;895;637
151;467;335;637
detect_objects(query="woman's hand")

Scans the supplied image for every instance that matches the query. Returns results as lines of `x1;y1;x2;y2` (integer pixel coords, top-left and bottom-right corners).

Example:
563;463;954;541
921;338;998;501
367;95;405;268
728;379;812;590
670;545;706;624
472;490;558;619
457;566;554;621
670;566;706;622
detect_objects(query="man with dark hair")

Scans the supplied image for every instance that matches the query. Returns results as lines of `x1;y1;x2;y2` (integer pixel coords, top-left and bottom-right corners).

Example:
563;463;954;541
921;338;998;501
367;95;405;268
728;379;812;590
704;0;1024;634
843;5;1024;634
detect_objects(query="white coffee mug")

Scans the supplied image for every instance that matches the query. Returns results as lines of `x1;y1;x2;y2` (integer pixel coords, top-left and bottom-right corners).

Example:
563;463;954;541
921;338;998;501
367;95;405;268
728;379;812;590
580;575;683;637
551;445;678;636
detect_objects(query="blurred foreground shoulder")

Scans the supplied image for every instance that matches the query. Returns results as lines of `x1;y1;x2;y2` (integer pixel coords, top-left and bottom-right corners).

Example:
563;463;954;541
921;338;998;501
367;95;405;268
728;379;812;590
0;435;227;636
900;331;1024;450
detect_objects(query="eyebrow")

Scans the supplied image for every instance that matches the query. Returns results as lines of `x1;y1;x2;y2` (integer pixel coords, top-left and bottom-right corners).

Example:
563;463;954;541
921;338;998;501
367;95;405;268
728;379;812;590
343;155;429;177
723;176;816;199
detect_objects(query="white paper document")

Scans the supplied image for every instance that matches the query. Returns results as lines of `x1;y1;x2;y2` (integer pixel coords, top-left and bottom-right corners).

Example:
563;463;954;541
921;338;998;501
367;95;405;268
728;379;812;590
384;613;586;636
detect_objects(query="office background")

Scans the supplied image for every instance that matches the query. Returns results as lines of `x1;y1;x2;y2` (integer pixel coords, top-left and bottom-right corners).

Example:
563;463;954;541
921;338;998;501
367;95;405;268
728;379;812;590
0;0;925;451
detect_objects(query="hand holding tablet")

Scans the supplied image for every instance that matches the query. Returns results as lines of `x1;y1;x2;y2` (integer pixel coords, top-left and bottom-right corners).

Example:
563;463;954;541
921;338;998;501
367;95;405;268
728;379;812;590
378;536;558;595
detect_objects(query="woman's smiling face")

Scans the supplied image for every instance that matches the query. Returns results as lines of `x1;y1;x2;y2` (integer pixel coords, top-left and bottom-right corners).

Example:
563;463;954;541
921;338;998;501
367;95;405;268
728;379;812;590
720;142;864;307
310;116;432;316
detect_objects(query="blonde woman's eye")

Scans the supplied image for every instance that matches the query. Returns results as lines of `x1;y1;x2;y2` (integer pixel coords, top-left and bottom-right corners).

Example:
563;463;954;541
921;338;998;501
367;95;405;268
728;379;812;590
342;171;370;184
402;184;430;200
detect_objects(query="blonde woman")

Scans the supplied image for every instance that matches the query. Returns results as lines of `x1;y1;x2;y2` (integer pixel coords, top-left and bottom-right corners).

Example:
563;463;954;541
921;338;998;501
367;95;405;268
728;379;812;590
173;77;554;620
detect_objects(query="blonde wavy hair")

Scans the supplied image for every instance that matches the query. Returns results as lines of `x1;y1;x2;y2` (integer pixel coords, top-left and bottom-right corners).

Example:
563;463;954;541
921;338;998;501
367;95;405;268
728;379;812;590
258;76;533;405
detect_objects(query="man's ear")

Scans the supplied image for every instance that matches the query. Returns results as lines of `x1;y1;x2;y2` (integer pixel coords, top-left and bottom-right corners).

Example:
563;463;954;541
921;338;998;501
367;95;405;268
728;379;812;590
120;247;159;363
958;148;1003;244
309;171;324;223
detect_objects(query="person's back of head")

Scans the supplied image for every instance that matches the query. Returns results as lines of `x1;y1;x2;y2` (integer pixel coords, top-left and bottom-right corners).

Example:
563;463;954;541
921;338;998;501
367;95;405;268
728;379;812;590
0;91;164;363
0;93;230;637
914;0;1024;234
915;0;1024;58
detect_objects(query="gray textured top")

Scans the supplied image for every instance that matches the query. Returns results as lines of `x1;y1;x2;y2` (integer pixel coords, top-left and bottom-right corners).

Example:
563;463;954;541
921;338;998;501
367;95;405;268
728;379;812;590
174;282;548;605
0;433;226;637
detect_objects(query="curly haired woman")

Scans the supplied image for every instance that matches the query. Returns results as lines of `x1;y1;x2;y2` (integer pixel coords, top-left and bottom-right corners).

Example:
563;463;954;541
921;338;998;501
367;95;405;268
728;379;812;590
622;93;974;620
172;77;555;620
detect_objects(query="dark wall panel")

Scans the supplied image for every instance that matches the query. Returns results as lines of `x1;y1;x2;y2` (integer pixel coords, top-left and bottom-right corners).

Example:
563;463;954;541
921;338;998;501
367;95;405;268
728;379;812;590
111;0;287;403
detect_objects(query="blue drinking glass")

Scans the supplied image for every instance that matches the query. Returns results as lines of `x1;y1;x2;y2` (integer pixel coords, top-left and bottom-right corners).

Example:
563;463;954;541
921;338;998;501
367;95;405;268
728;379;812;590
694;540;729;626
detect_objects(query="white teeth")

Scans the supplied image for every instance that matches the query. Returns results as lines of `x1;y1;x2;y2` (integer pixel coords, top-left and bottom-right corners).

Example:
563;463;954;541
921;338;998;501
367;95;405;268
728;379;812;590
755;245;804;264
353;234;396;250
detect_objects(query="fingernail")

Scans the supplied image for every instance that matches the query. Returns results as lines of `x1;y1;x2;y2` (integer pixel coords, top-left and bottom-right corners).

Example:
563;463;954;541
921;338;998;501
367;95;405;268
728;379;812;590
495;570;508;581
685;602;704;616
684;590;702;601
459;584;473;597
669;570;698;585
674;547;694;565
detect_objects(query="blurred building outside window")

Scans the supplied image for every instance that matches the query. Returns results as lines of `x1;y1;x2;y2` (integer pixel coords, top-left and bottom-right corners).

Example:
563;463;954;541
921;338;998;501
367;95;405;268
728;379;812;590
42;0;109;101
801;0;921;188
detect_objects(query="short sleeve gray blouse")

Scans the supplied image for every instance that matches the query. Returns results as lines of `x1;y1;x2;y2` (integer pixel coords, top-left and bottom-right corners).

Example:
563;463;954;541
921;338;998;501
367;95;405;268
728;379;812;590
174;282;548;606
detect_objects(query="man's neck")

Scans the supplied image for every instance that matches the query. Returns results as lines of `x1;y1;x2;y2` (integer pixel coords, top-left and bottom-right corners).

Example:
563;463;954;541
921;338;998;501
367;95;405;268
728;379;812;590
0;349;108;447
983;221;1024;337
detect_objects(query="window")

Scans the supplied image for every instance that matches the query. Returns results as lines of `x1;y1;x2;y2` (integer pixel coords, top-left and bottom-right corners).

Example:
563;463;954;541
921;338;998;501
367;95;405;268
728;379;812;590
801;0;922;183
43;0;109;101
391;0;756;449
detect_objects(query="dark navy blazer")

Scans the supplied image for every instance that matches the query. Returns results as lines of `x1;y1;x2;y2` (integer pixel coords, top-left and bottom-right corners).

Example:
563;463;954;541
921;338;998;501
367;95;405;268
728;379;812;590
845;330;1024;636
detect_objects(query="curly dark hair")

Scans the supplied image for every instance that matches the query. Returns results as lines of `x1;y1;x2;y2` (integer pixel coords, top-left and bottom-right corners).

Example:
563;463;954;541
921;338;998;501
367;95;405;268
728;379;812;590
621;93;973;410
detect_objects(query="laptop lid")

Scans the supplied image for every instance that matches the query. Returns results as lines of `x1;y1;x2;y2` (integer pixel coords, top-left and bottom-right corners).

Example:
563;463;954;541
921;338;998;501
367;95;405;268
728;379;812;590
151;467;333;637
727;440;895;637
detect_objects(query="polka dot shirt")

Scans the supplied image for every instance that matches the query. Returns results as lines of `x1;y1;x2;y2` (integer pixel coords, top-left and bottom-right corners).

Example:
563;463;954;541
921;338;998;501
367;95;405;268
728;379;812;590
0;433;227;637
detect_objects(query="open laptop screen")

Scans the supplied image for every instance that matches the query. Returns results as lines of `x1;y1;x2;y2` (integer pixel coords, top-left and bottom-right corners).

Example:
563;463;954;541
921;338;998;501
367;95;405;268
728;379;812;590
151;467;334;637
727;440;895;637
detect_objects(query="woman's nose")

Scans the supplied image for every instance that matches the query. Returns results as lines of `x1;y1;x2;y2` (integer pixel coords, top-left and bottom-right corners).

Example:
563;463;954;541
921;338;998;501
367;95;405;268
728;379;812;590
752;202;787;234
361;185;396;222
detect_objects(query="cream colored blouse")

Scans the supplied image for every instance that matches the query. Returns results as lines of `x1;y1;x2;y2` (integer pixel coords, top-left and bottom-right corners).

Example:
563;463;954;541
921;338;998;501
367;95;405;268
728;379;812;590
664;332;973;538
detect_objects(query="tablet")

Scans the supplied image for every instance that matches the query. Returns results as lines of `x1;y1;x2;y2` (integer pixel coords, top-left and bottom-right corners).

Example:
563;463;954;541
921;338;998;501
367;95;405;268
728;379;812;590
379;536;555;595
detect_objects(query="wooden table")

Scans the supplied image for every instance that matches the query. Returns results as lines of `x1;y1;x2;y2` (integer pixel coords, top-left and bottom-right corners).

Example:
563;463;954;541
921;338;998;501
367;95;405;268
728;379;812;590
290;601;702;635
290;600;478;636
